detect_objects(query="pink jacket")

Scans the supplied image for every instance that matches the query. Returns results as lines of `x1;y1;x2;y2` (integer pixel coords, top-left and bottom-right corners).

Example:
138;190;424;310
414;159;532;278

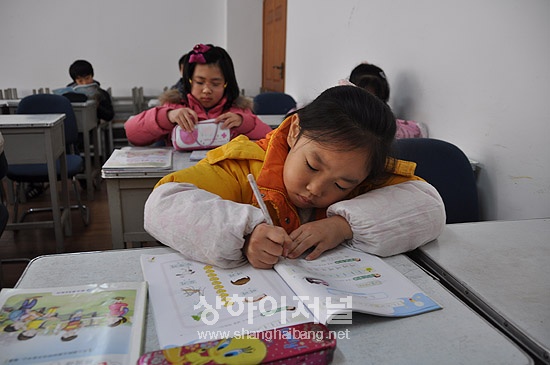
125;94;272;146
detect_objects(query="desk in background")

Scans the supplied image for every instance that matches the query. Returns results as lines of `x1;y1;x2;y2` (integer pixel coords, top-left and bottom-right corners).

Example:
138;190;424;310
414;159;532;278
257;114;286;128
14;247;532;364
0;114;71;253
412;219;550;364
102;150;195;249
7;99;100;200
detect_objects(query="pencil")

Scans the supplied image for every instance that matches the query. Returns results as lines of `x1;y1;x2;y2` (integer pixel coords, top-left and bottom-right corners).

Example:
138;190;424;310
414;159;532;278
247;174;274;225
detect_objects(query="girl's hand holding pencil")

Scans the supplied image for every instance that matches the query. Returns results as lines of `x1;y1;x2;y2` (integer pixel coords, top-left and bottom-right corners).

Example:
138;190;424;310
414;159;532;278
245;174;292;269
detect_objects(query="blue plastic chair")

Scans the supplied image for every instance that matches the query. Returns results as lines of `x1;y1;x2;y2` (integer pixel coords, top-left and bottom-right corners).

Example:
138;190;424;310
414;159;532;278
7;94;89;225
253;92;297;115
392;138;480;224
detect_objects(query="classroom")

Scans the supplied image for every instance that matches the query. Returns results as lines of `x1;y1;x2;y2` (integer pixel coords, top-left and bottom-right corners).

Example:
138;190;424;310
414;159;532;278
0;1;548;364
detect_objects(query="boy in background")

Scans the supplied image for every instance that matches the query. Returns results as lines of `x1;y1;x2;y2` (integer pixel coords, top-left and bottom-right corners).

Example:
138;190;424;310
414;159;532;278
68;59;114;123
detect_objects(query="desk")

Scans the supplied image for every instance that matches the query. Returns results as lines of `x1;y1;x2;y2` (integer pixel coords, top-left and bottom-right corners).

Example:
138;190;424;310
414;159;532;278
412;219;550;364
7;99;100;200
102;150;195;249
0;114;71;253
257;114;286;128
14;247;532;364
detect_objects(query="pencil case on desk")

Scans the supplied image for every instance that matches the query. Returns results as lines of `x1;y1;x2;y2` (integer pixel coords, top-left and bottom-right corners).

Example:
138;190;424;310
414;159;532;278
137;322;336;365
171;119;230;151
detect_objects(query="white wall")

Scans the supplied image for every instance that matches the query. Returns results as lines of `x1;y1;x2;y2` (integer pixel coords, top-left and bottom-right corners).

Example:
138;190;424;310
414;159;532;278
0;0;262;98
286;0;550;221
1;0;549;222
226;0;263;97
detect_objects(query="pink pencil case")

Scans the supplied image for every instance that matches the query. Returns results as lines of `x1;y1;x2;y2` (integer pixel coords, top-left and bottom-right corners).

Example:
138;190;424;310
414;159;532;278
137;322;336;365
171;119;230;151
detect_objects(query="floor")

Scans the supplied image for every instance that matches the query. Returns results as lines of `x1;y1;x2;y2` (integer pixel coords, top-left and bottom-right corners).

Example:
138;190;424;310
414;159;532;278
0;179;159;288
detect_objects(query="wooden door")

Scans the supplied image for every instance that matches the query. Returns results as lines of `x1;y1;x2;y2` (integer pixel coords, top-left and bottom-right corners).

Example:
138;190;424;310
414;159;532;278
262;0;287;92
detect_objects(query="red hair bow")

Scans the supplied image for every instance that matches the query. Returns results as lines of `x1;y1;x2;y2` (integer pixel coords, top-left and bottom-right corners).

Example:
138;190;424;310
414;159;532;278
189;44;211;64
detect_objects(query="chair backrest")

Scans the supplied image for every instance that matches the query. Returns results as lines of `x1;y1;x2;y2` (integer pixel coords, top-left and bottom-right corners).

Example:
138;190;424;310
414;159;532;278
253;92;297;115
16;94;79;146
392;138;480;224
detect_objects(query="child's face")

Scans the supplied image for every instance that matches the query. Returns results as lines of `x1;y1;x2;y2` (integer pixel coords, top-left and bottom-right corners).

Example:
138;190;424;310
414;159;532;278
283;118;371;209
74;74;94;85
190;64;226;109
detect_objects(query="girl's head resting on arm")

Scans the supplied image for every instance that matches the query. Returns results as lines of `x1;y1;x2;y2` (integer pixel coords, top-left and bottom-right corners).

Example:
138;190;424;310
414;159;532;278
181;44;240;110
284;85;396;209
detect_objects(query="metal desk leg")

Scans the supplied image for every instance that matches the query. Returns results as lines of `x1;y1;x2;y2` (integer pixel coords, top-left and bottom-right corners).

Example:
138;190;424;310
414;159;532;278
106;179;124;249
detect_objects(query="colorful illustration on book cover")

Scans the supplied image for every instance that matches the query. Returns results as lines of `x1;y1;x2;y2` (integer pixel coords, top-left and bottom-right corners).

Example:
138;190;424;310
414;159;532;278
161;336;267;365
0;287;138;364
137;323;336;365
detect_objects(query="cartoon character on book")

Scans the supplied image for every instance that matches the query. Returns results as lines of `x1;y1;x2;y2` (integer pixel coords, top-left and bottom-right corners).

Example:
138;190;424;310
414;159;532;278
107;296;129;327
2;296;40;326
392;293;437;316
162;336;267;365
60;309;83;342
16;306;59;341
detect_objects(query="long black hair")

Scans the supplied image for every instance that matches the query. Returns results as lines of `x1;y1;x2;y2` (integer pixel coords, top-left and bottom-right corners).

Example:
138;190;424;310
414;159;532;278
181;44;240;111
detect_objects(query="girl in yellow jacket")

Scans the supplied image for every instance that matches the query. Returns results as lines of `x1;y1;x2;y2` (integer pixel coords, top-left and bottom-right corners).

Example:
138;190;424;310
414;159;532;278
145;85;445;269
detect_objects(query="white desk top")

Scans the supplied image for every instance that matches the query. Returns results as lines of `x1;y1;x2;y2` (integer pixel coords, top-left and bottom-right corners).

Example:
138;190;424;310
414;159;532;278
416;218;550;363
0;113;65;127
3;98;95;108
0;99;20;107
14;247;531;364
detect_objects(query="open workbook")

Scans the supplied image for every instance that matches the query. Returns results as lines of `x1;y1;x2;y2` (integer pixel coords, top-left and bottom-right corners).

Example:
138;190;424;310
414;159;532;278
52;82;99;98
0;282;147;365
141;245;441;348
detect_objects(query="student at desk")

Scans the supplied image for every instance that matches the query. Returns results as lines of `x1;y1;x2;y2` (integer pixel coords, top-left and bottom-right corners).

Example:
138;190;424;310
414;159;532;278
170;51;190;97
125;43;272;146
144;85;445;269
341;62;428;139
67;59;114;123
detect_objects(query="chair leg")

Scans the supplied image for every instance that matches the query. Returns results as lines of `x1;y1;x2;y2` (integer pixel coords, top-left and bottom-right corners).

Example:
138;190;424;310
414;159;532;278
13;180;89;226
13;182;21;223
72;178;89;226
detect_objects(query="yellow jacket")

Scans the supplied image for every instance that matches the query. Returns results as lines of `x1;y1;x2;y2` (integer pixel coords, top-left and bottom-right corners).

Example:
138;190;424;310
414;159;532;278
157;115;424;234
148;116;445;268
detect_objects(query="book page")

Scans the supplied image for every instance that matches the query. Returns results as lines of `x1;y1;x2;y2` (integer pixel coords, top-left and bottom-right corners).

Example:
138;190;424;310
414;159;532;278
0;282;147;365
102;147;173;171
274;245;441;323
141;253;311;348
73;82;99;97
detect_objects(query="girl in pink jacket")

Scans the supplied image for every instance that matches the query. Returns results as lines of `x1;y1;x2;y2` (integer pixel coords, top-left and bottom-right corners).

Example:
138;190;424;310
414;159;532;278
125;44;272;146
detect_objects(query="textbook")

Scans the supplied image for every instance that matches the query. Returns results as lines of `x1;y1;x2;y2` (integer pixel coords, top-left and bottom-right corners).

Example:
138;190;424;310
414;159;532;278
53;82;99;98
0;282;147;365
102;147;173;172
141;245;441;348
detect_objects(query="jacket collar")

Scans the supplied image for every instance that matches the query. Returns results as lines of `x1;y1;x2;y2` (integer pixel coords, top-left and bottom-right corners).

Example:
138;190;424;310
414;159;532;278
255;115;295;195
186;93;228;116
